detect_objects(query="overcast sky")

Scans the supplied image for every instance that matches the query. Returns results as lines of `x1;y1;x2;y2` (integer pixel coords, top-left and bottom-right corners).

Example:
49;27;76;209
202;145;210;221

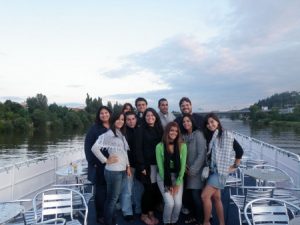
0;0;299;111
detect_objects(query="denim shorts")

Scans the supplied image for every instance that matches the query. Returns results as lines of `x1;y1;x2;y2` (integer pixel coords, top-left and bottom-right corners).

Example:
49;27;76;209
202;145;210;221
207;172;225;189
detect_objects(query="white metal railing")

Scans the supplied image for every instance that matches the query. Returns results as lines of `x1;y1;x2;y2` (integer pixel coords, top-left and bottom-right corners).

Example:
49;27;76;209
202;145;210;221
233;131;300;188
0;148;85;201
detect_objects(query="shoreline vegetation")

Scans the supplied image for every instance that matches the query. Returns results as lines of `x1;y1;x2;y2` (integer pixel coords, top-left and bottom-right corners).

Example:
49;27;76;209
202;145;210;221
0;93;124;133
248;91;300;128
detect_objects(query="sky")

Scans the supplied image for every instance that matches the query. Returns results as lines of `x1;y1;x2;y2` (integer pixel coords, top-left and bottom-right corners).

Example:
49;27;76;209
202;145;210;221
0;0;299;112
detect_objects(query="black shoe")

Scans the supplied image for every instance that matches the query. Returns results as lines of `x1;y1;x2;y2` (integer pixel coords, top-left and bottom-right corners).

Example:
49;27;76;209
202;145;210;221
124;215;134;222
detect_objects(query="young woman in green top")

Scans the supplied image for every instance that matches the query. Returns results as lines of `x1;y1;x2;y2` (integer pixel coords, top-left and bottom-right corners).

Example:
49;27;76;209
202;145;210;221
156;122;187;225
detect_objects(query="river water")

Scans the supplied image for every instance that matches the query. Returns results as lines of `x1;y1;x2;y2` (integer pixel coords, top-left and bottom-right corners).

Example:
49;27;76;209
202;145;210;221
0;119;299;167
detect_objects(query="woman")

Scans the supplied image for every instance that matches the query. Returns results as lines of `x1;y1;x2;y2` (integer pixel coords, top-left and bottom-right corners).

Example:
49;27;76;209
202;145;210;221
91;112;131;225
84;106;114;224
181;114;206;225
135;108;163;225
201;113;243;225
156;122;187;225
122;103;134;113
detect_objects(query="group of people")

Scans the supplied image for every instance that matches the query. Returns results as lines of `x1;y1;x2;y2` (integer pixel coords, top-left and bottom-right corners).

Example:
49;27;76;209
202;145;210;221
84;97;243;225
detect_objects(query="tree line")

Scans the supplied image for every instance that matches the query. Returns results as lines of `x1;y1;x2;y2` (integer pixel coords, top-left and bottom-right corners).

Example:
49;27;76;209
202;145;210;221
0;93;124;133
249;91;300;123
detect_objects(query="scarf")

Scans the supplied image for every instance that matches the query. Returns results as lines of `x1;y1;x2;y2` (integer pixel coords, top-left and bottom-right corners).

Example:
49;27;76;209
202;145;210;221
209;129;234;185
163;143;180;188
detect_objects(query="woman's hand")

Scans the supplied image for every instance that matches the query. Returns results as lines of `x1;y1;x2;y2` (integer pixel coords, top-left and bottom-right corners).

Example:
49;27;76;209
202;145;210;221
228;165;236;173
170;185;180;196
141;169;147;175
126;166;132;176
106;155;119;164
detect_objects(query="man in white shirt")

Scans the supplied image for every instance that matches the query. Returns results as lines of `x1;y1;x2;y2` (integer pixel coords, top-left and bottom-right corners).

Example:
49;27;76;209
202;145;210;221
158;98;176;129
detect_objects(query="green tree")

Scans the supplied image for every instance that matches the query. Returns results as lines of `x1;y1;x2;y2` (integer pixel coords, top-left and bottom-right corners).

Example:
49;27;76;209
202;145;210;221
85;93;103;114
31;109;47;129
26;93;48;113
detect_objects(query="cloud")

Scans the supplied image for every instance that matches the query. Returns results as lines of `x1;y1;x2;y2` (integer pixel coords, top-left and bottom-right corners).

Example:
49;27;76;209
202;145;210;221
101;1;300;111
66;84;84;88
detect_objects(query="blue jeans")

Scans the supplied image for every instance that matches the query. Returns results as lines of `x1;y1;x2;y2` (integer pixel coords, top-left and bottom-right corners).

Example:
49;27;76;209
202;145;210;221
104;169;126;225
121;168;144;215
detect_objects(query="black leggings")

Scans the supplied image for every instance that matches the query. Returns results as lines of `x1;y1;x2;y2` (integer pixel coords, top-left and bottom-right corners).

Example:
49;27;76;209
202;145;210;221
141;183;161;214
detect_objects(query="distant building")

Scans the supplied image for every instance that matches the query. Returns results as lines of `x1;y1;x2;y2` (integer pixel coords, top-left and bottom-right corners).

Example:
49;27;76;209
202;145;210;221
279;107;294;114
261;106;269;111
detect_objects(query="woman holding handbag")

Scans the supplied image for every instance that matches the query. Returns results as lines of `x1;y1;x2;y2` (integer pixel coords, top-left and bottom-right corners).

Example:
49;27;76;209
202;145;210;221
201;113;243;225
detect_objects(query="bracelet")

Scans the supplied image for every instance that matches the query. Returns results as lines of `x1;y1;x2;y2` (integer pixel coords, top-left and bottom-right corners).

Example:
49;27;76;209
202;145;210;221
233;163;240;168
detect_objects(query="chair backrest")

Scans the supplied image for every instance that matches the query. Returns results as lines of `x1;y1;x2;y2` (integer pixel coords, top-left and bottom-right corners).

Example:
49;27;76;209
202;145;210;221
244;187;274;209
253;164;294;187
33;187;88;225
244;197;300;225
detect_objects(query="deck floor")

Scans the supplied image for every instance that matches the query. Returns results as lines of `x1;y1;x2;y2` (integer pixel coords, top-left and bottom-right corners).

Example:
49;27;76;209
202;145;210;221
87;186;241;225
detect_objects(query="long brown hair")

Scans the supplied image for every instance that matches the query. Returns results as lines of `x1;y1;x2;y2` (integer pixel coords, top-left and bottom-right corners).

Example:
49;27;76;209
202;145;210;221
162;122;184;152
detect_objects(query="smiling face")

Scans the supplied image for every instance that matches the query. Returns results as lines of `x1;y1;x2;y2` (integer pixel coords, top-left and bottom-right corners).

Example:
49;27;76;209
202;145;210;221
180;100;192;114
114;114;125;129
99;108;110;123
145;111;156;126
168;126;178;141
206;117;219;132
182;116;193;133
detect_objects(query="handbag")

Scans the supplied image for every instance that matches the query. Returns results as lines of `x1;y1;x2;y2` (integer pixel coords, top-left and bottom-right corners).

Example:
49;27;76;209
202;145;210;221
201;166;210;181
201;145;212;181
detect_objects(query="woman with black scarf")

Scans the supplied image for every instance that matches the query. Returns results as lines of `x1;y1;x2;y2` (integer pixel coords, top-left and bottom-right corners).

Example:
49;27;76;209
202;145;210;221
156;122;187;225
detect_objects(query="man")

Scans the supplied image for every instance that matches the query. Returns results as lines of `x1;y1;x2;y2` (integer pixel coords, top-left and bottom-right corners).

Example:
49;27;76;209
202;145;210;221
135;97;148;126
175;97;204;132
121;111;144;221
157;98;176;129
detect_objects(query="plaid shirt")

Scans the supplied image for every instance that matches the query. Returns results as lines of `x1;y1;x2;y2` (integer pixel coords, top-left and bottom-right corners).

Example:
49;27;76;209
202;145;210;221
209;129;234;185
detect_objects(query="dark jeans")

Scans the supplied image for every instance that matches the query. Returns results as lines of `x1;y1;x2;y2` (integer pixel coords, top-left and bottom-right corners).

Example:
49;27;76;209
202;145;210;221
104;169;126;225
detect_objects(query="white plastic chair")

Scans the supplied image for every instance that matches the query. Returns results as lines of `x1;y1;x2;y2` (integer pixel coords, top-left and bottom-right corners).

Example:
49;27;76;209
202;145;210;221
243;197;300;225
32;188;88;225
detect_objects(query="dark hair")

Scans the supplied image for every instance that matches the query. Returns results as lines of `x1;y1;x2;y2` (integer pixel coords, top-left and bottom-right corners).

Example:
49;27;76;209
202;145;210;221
142;108;163;135
203;113;223;141
135;97;148;107
122;103;134;113
95;106;112;125
158;98;167;107
179;97;191;107
110;112;126;137
124;111;136;118
181;113;198;134
162;122;183;149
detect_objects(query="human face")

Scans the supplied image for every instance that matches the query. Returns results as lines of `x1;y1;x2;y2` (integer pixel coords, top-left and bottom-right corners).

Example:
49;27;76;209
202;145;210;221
99;109;110;123
114;114;125;129
136;101;147;113
180;101;192;114
145;111;156;126
168;126;178;141
206;117;219;132
126;114;137;128
159;100;169;114
182;117;192;133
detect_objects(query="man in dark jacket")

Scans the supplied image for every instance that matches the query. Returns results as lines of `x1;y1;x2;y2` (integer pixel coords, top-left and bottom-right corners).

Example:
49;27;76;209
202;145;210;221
121;111;144;220
135;97;148;126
